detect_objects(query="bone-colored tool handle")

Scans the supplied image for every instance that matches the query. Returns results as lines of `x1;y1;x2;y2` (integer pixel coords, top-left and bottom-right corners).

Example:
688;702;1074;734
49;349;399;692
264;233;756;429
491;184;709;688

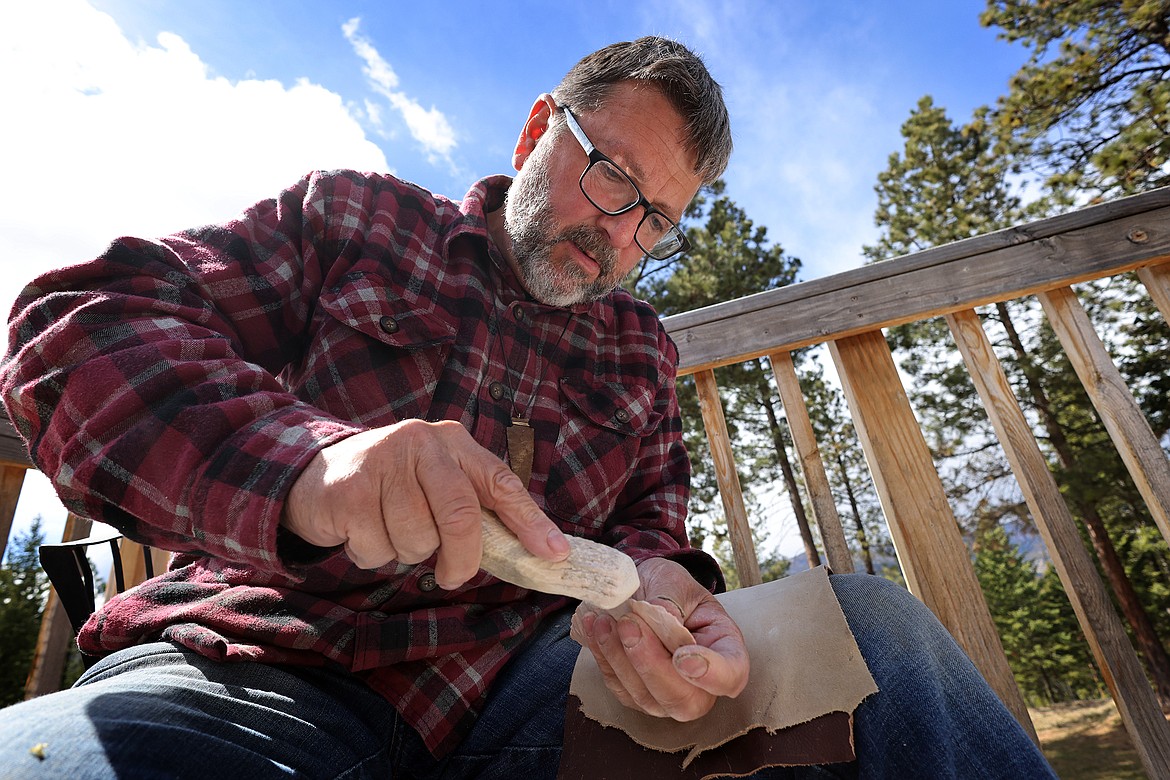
479;508;639;610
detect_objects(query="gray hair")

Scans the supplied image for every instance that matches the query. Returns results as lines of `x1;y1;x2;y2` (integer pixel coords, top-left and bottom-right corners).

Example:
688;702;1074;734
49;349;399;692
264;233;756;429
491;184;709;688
551;37;732;185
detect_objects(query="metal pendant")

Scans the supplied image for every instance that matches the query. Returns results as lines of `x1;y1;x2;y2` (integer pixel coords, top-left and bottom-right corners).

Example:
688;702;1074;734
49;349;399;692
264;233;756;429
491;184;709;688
506;417;535;487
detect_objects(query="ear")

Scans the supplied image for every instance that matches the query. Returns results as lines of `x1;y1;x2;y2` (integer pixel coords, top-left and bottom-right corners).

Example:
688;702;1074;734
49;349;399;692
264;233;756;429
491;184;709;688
512;93;556;171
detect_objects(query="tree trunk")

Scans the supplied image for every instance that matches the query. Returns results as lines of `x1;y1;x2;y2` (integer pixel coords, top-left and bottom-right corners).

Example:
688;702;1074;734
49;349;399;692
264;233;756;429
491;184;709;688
1080;505;1170;711
836;451;875;574
761;393;821;568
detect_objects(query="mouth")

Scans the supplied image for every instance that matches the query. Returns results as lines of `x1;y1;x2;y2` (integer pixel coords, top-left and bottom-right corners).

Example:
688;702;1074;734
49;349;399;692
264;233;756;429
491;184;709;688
563;239;601;279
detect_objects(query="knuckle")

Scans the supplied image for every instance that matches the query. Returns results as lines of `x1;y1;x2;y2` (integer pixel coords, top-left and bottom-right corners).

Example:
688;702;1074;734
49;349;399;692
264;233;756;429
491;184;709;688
486;468;527;500
432;495;481;527
345;543;387;570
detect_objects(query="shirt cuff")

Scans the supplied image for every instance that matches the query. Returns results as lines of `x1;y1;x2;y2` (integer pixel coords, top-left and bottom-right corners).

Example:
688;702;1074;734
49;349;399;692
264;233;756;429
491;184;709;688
188;403;362;576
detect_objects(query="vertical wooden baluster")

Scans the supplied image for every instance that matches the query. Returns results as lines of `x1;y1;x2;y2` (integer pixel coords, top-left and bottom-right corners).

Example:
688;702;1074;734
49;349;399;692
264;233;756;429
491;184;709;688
694;369;762;588
1038;286;1170;548
830;329;1037;742
767;350;854;573
0;464;27;562
948;307;1170;777
1136;261;1170;318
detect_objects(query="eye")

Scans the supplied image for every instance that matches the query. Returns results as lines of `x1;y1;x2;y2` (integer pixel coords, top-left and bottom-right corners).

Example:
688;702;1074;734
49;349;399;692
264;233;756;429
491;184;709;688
599;161;627;184
645;212;670;235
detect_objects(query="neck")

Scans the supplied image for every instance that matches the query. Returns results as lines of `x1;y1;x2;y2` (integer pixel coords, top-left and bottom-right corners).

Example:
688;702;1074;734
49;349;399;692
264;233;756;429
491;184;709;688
486;208;529;292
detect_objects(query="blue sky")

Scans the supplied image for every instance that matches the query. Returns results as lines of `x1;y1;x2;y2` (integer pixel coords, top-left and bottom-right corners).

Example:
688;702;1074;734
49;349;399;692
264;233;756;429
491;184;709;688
1;0;1029;558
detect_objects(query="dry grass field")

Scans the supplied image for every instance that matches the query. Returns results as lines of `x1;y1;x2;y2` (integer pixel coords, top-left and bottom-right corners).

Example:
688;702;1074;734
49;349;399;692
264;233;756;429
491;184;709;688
1031;699;1152;780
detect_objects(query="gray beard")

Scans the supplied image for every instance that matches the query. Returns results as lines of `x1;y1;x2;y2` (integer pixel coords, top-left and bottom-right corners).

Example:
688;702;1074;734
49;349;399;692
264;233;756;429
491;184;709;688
503;149;619;308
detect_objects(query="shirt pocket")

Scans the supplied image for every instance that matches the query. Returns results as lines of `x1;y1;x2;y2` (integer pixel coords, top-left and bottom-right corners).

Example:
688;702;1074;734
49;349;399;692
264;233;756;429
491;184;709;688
544;375;664;534
302;272;456;424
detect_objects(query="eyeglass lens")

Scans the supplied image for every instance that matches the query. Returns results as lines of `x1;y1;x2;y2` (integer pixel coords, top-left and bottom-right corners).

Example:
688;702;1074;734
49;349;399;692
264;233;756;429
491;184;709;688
581;160;682;259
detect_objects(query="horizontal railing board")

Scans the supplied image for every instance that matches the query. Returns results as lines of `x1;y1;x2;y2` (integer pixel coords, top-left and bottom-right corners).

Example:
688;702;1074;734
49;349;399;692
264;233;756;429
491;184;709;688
0;418;31;469
664;188;1170;375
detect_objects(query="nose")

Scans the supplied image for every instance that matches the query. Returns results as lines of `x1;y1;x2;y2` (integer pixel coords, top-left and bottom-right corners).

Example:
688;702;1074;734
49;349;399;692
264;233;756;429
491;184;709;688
595;208;642;250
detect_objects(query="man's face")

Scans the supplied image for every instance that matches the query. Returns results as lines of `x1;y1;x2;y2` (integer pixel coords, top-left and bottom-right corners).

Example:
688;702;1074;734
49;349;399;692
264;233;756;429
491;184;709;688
502;81;702;307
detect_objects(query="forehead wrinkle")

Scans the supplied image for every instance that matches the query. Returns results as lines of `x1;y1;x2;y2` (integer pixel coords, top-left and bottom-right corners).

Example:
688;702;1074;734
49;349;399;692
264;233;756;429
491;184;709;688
602;138;690;221
576;83;699;222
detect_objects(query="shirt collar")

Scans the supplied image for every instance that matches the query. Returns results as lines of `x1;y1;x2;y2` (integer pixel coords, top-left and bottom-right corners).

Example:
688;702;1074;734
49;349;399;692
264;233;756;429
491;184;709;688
451;175;612;326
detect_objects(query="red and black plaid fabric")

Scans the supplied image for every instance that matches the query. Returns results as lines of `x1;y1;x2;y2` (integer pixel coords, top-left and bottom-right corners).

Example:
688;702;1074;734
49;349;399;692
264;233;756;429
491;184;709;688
1;170;721;755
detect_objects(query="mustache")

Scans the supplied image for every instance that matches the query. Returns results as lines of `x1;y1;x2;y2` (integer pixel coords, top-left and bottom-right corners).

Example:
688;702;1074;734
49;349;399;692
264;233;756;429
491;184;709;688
559;224;617;277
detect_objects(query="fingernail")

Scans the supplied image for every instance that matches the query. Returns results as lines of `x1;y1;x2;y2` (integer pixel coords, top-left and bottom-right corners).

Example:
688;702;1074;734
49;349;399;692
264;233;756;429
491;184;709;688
617;616;642;649
595;614;613;643
675;652;709;679
547;528;570;556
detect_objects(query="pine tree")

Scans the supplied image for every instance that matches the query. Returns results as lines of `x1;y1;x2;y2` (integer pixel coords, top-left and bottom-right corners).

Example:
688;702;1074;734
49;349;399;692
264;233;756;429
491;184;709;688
0;518;48;706
983;0;1170;201
974;526;1103;705
802;362;893;575
866;92;1170;706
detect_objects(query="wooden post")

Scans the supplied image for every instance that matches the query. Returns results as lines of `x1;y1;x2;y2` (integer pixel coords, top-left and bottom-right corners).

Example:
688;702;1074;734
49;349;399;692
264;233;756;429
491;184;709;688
25;513;93;699
1136;261;1170;318
767;351;854;573
694;369;762;588
1038;286;1170;548
829;329;1037;742
948;308;1170;777
0;465;27;562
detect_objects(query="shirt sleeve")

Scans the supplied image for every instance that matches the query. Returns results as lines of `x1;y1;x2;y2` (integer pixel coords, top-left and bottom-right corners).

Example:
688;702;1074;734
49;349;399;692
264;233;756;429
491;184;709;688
1;171;364;575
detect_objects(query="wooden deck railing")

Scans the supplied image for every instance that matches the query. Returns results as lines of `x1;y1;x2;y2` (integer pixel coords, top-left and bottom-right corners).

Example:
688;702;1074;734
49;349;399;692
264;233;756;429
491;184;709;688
3;187;1169;776
663;186;1170;778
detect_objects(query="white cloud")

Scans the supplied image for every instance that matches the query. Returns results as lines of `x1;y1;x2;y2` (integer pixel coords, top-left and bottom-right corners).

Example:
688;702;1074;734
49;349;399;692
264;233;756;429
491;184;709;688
640;0;898;279
342;17;457;165
0;0;390;539
0;1;388;344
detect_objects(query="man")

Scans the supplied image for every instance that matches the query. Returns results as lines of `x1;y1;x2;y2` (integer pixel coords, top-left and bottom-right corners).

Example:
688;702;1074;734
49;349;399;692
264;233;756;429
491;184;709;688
1;37;1054;778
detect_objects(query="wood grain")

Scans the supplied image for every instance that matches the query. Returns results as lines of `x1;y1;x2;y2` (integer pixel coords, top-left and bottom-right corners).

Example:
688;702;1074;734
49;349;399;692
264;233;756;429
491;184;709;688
479;508;639;609
767;351;853;573
694;369;762;588
0;465;27;562
829;329;1037;742
0;417;32;469
1137;261;1170;318
665;196;1170;376
1038;286;1170;549
947;308;1170;777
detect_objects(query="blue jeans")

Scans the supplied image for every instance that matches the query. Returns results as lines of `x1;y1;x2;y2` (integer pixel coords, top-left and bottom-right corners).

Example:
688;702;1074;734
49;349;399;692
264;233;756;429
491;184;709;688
0;575;1055;779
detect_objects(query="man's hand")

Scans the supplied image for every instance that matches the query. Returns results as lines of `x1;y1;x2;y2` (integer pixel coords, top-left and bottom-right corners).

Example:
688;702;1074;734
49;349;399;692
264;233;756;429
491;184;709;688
571;557;749;721
282;419;569;588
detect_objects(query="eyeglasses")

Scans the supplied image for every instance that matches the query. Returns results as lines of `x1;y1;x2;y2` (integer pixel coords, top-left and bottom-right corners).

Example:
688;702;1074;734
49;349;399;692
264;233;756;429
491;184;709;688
560;106;691;261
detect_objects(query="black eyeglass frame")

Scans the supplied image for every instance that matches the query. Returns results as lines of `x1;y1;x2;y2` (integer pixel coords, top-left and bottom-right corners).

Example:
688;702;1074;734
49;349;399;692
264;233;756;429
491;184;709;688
559;106;692;261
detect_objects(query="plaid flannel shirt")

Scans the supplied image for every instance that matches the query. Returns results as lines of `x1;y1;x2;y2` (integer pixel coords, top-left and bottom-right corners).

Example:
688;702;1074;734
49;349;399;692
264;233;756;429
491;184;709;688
1;170;722;755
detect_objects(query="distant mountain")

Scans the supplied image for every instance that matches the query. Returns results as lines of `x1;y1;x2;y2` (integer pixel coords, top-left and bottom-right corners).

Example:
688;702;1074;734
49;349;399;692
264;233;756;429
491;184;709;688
782;527;1051;577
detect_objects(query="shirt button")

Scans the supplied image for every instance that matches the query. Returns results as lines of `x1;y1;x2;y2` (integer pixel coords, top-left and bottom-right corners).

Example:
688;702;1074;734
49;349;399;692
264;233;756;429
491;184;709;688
511;304;526;323
369;611;389;621
614;408;631;423
378;315;399;334
489;381;507;400
418;573;438;592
